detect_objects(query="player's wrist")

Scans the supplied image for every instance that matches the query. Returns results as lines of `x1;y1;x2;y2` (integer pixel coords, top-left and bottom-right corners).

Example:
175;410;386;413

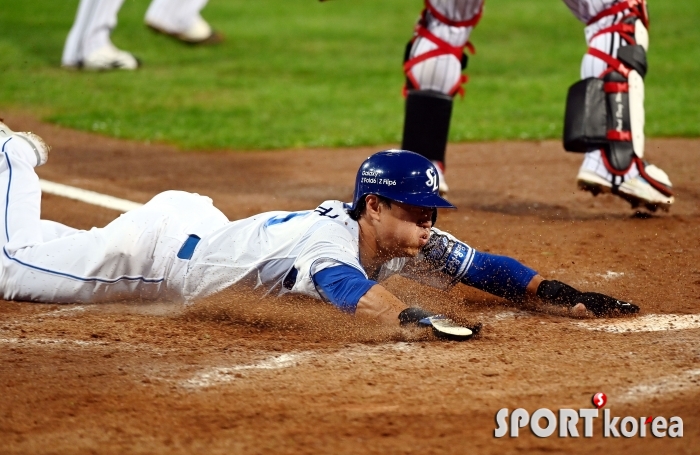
535;279;582;307
398;307;434;326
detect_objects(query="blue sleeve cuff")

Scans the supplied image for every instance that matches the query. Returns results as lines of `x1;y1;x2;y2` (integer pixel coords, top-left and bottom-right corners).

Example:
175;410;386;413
461;251;537;300
312;265;377;313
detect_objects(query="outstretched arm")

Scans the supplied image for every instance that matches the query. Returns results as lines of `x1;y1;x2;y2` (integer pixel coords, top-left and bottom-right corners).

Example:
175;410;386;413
461;253;638;316
419;231;638;317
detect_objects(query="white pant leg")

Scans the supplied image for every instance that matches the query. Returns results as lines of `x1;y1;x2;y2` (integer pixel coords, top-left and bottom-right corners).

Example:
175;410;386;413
0;137;43;251
0;140;228;304
62;0;126;65
145;0;209;34
408;0;483;94
0;137;172;302
40;220;80;241
561;0;620;23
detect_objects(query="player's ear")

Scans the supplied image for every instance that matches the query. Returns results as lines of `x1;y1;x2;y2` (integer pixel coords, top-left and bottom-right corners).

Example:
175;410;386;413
364;195;382;221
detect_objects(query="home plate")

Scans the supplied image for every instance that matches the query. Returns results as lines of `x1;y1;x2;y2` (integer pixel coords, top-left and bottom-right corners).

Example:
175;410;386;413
575;314;700;333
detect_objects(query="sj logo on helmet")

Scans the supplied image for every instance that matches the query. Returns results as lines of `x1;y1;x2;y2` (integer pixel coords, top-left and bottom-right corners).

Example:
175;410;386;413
426;169;438;191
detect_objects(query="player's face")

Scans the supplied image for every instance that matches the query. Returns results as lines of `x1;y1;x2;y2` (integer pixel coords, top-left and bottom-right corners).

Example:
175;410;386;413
376;200;433;257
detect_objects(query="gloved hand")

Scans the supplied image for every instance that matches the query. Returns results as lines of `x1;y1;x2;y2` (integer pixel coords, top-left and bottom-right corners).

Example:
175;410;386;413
536;280;639;317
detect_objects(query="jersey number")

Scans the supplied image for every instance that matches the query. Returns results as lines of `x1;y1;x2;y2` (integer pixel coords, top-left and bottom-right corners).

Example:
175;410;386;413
314;206;338;219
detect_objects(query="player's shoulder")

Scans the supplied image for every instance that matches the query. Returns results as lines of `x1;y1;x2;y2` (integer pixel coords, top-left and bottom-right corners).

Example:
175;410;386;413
307;200;358;238
312;200;355;225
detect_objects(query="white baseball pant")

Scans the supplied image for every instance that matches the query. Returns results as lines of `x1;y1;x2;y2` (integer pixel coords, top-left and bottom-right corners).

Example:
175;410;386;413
62;0;210;66
0;136;228;303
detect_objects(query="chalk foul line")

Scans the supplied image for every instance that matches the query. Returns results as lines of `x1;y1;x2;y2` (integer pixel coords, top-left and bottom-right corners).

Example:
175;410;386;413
183;352;313;389
618;369;700;403
575;313;700;333
182;343;415;389
40;179;143;213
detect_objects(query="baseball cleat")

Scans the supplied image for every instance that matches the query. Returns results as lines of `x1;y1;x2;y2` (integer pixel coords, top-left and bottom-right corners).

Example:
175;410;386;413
0;120;50;167
146;16;223;45
576;150;674;212
68;43;141;71
432;160;449;196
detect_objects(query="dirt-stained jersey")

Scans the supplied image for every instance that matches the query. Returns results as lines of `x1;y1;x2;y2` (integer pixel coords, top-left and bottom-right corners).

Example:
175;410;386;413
182;200;477;303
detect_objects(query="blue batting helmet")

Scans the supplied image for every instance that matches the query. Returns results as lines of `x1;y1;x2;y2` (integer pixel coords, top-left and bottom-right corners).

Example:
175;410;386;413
351;150;455;210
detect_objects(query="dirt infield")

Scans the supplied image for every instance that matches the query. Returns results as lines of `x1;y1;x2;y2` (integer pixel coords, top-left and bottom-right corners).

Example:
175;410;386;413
1;115;699;454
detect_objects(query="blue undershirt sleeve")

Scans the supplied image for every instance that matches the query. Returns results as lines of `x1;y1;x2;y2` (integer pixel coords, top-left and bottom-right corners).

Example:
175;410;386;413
312;265;377;313
461;251;537;300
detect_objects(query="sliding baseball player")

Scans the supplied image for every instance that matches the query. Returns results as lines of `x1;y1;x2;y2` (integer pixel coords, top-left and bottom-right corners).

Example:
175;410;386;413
62;0;222;70
400;0;673;212
0;123;638;339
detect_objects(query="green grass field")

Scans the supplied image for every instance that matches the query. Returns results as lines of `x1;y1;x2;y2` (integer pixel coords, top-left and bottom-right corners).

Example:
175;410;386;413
1;0;698;150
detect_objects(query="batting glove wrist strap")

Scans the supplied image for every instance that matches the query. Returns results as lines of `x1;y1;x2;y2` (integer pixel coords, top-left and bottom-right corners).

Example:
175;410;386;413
398;307;435;326
536;280;582;307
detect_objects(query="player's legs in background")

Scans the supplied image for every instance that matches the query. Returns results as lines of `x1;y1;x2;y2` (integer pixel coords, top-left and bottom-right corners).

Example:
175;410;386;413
62;0;140;70
145;0;222;44
562;0;673;211
401;0;483;195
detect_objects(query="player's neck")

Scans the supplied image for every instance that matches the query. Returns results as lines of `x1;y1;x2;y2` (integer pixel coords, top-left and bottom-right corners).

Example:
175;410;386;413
357;218;389;277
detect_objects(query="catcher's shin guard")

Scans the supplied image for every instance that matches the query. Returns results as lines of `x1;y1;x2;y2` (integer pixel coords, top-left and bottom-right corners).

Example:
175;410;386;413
563;0;649;172
401;90;453;164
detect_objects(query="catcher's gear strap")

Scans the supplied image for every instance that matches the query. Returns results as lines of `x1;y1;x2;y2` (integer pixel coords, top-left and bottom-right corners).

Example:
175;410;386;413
312;264;377;313
563;48;646;170
461;252;537;300
586;0;648;28
424;0;483;28
402;90;453;163
564;60;645;155
586;0;649;79
403;4;477;97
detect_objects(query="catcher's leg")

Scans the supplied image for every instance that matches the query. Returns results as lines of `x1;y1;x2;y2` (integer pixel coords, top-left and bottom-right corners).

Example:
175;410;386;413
562;0;673;211
401;0;483;195
145;0;222;44
61;0;139;70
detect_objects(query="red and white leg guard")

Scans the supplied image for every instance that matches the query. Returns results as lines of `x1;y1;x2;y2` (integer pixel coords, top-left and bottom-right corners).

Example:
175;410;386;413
403;0;482;96
563;0;673;209
401;0;483;195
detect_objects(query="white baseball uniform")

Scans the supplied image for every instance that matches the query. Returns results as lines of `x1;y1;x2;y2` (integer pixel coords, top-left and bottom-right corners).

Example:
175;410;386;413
0;136;475;305
62;0;210;66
